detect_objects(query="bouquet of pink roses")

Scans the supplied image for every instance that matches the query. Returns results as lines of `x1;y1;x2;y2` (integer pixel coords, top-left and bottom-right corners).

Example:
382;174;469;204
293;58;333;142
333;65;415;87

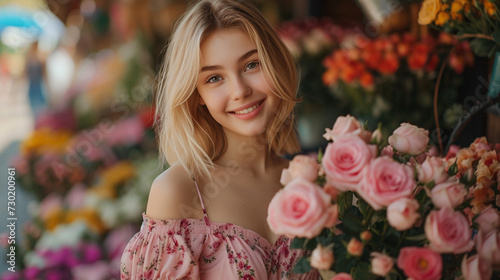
267;115;500;280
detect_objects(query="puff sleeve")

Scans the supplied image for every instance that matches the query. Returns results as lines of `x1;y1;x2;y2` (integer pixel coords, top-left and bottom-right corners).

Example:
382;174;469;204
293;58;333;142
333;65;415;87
120;214;205;280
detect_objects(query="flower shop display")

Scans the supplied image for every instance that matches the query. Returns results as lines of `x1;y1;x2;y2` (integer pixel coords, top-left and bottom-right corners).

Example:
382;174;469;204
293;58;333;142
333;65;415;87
418;0;500;137
418;0;500;58
321;32;474;136
277;18;357;149
267;114;500;279
1;38;161;280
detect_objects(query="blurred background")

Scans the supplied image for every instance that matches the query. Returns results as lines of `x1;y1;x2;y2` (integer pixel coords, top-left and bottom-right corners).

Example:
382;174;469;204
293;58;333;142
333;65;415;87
0;0;499;279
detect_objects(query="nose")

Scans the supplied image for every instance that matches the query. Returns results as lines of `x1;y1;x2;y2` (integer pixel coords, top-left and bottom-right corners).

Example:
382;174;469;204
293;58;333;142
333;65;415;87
230;75;251;100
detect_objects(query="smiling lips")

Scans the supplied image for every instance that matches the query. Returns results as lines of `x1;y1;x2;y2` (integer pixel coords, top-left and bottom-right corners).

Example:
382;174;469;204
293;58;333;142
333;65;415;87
234;102;261;114
229;99;265;120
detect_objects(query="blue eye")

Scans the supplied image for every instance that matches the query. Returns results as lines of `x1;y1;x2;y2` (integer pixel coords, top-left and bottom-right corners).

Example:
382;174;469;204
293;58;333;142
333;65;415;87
246;61;260;71
207;75;222;83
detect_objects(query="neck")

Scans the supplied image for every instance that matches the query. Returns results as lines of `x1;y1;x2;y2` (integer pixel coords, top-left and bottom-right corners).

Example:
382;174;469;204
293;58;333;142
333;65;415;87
215;129;278;175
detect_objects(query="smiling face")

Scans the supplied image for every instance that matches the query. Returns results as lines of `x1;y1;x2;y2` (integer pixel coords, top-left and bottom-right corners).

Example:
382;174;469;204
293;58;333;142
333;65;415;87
196;28;280;138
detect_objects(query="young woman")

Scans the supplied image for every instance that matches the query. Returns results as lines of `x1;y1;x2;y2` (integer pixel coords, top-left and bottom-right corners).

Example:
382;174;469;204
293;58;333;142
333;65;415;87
121;0;319;279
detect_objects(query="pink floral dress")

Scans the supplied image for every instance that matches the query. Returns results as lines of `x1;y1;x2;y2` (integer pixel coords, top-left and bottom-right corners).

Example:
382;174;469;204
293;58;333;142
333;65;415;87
120;180;319;280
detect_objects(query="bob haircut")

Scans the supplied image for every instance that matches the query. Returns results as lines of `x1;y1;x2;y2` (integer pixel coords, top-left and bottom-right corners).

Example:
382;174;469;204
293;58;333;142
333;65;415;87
155;0;300;179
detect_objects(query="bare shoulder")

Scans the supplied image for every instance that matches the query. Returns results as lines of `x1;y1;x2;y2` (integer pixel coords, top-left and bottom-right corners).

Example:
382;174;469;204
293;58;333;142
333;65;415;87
145;163;203;220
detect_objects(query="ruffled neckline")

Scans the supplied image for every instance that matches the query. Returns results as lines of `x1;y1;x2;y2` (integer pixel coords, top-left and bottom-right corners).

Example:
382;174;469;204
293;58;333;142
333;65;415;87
141;212;288;252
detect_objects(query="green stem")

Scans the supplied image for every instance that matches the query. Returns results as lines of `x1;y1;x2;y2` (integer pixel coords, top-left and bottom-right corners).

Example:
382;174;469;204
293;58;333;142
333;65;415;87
381;220;389;238
364;208;374;227
397;231;407;248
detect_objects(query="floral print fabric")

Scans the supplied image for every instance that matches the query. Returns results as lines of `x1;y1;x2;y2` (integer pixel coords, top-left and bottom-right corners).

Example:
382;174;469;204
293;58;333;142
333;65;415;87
121;213;319;279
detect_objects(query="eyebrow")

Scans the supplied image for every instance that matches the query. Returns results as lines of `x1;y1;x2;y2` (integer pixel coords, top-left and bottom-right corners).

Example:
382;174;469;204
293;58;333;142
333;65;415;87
200;49;258;72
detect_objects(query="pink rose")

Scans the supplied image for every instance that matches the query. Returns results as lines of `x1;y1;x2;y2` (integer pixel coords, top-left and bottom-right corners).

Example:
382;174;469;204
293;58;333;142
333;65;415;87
322;134;377;192
347;238;363;256
380;145;394;157
358;156;416;210
427;177;467;209
310;245;334;270
330;273;352;280
476;230;500;268
323;115;370;142
461;254;492;280
280;155;320;185
387;198;420;231
323;182;339;201
388;123;429;155
425;207;474;254
475;205;500;234
397;247;442;280
267;178;338;238
417;156;448;184
371;252;394;277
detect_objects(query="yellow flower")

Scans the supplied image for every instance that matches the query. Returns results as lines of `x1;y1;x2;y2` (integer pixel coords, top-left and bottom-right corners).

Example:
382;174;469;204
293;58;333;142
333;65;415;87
451;1;464;20
418;0;442;24
452;1;464;13
483;0;497;16
20;128;73;156
44;209;65;231
89;161;136;198
435;11;452;25
66;209;107;234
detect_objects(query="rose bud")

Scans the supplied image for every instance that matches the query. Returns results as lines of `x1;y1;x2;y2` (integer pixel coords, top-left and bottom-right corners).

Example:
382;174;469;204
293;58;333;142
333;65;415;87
347;238;364;256
310;244;334;270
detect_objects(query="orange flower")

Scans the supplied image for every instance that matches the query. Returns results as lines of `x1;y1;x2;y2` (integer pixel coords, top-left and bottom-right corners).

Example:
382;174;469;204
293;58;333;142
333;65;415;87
408;53;428;70
470;137;491;159
378;52;400;75
471;182;496;213
322;68;339;86
407;43;434;71
340;65;359;84
476;150;499;182
451;1;464;13
362;49;382;70
450;147;476;173
396;41;411;57
483;0;497;17
359;71;375;90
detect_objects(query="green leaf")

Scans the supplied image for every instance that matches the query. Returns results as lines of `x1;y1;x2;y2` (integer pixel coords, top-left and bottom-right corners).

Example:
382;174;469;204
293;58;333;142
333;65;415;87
352;262;378;280
305;238;318;251
338;191;354;219
290;237;307;249
342;206;365;233
317;148;324;163
292;256;312;274
447;161;458;176
492;28;500;45
469;38;498;57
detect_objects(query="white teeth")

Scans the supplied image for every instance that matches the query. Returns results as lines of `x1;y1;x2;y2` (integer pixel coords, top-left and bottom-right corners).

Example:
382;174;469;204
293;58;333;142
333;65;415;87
234;103;260;114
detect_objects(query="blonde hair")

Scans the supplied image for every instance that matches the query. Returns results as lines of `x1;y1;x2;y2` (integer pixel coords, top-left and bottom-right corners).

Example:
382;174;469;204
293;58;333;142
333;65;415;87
155;0;300;179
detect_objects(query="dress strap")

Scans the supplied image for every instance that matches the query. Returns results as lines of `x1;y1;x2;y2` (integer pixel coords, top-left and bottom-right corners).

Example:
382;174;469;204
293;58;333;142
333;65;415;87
192;178;210;225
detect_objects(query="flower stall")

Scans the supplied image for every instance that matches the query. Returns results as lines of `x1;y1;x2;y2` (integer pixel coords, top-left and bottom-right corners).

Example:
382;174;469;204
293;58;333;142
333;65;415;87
1;33;162;279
